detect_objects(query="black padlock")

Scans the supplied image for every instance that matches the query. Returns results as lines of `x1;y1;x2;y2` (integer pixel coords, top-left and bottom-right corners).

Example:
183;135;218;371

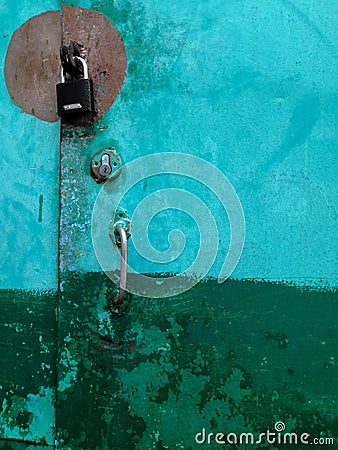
56;56;94;117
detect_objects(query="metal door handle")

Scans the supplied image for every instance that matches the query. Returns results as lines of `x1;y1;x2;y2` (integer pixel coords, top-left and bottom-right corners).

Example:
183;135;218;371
109;214;132;311
113;225;128;307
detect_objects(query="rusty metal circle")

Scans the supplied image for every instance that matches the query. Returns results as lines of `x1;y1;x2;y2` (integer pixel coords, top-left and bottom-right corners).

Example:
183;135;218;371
4;6;127;123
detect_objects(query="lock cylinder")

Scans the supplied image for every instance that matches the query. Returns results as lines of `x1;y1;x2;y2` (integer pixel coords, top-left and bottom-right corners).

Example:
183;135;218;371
90;148;122;183
56;56;95;117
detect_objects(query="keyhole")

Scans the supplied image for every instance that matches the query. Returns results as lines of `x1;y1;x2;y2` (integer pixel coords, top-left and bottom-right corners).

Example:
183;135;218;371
91;149;121;183
99;163;112;177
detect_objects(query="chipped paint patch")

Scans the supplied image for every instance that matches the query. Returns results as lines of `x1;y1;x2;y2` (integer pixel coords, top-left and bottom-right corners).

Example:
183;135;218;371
58;348;78;393
55;273;338;448
26;388;55;445
38;336;50;355
0;290;56;443
0;387;55;445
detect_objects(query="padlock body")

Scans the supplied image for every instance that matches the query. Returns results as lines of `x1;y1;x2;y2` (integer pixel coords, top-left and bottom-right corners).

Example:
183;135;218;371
56;78;94;117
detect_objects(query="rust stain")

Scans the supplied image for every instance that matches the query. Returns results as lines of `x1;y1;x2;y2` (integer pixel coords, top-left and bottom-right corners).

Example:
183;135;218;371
62;5;127;121
78;132;97;139
98;334;141;352
4;10;61;123
4;6;127;123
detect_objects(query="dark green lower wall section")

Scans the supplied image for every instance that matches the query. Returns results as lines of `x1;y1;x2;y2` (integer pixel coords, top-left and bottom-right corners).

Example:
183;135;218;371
57;274;337;449
0;439;55;450
1;281;337;448
0;440;52;450
0;291;56;447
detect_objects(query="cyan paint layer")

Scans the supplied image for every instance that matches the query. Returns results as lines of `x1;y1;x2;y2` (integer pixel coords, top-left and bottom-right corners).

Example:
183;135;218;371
63;0;337;287
0;1;61;290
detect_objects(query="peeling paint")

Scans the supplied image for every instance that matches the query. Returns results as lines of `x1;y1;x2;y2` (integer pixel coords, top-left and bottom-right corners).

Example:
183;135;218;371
0;387;54;446
55;273;338;448
57;348;78;393
0;290;56;444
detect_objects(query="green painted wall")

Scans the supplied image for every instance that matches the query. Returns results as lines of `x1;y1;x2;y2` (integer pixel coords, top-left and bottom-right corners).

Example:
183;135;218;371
56;273;338;449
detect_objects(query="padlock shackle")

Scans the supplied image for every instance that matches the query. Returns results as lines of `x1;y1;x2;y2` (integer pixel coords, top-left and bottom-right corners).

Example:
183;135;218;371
74;57;89;79
60;56;89;82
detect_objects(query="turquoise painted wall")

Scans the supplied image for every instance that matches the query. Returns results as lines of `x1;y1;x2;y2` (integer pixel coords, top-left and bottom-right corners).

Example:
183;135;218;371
71;0;337;287
0;1;61;290
1;0;337;290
